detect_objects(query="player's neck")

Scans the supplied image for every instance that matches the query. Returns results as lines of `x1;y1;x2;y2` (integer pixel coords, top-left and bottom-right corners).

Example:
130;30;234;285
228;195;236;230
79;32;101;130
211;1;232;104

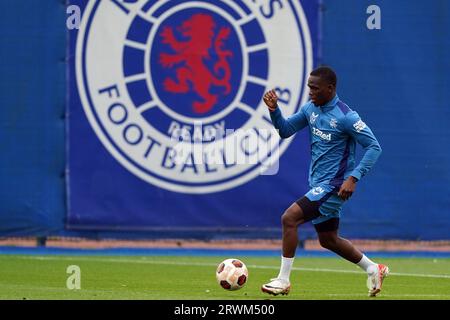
318;94;338;109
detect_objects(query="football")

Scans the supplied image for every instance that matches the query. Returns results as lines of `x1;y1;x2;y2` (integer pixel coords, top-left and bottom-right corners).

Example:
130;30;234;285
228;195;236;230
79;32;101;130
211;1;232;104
215;258;248;290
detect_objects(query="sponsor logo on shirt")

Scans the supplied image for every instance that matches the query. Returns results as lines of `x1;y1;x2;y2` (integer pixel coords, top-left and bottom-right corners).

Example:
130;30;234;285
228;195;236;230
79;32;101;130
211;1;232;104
353;119;367;132
312;127;331;141
310;112;318;124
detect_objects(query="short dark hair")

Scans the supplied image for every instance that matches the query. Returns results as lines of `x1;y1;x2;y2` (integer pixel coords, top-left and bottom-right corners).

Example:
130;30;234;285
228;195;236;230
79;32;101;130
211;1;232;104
310;66;337;87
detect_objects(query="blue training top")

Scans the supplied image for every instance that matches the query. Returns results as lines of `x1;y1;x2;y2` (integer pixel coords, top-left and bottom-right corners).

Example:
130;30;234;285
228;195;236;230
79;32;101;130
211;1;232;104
270;95;382;187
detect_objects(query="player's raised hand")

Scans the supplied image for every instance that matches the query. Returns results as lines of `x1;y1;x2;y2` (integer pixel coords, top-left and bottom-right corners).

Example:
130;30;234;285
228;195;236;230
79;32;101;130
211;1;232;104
263;89;278;112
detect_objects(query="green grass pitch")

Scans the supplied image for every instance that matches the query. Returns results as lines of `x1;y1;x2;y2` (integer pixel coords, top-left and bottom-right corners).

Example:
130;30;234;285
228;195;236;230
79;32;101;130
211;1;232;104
0;255;449;300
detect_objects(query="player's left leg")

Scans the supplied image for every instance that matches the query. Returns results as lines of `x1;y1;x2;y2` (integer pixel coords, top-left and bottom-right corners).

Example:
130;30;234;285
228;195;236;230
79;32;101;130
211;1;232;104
315;218;363;263
315;219;389;297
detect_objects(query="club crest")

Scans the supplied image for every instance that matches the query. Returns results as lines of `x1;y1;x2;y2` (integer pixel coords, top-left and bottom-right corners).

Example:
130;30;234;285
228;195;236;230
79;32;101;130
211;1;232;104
330;118;337;128
75;0;313;193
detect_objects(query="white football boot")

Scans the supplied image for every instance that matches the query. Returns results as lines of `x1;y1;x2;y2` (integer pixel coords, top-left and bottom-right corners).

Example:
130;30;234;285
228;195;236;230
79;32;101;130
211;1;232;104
261;278;291;296
367;264;389;297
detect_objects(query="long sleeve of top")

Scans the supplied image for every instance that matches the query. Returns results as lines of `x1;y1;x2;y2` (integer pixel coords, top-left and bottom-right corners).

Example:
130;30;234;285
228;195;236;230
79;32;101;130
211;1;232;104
343;111;382;181
269;107;308;138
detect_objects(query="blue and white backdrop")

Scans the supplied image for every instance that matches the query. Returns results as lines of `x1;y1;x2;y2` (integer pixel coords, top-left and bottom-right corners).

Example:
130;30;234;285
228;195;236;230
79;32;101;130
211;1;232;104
2;0;447;240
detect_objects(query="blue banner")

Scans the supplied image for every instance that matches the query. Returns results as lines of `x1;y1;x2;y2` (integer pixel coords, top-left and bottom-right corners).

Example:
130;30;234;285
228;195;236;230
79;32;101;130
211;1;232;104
320;0;450;240
1;1;448;240
0;0;66;237
67;0;319;234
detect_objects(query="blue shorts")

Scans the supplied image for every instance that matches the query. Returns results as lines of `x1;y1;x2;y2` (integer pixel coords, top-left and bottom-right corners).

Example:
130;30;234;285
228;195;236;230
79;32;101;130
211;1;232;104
299;184;345;225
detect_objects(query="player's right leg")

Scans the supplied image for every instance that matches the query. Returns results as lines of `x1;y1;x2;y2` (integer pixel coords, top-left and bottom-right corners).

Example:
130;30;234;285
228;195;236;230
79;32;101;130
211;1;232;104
261;196;322;296
261;202;303;296
367;263;389;297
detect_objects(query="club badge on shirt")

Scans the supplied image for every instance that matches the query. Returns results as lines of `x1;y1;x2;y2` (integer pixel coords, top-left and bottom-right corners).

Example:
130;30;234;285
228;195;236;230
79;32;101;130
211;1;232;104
330;118;337;128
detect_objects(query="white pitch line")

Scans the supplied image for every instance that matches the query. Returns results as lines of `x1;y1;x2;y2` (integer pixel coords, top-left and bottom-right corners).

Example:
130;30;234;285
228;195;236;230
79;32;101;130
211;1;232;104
16;256;450;280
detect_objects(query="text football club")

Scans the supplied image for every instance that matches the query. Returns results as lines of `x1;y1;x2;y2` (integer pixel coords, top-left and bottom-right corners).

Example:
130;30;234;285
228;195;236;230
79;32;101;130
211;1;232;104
76;0;312;193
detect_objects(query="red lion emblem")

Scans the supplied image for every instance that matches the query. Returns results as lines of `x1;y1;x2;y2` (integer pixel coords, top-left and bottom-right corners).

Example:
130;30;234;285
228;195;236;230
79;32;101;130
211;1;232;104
159;13;232;114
